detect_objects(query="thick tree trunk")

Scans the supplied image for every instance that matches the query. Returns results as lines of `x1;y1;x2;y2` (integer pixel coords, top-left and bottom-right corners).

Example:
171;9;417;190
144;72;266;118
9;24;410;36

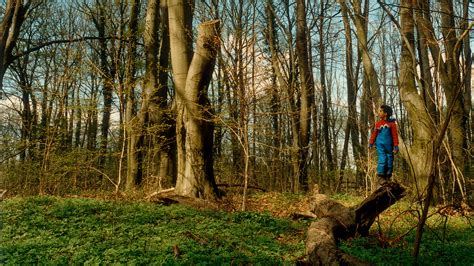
168;0;193;193
138;1;176;188
306;182;406;265
168;0;220;200
438;0;467;197
398;0;436;190
177;20;220;199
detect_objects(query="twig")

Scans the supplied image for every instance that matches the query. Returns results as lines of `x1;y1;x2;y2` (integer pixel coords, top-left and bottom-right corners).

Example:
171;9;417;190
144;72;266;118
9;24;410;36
88;166;118;190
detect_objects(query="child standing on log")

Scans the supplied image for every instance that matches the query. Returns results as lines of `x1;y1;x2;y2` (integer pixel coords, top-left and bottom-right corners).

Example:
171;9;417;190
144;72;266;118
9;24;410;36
369;105;399;184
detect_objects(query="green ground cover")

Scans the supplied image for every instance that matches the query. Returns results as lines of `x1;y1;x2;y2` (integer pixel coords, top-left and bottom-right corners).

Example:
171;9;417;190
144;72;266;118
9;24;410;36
1;195;473;265
0;196;306;264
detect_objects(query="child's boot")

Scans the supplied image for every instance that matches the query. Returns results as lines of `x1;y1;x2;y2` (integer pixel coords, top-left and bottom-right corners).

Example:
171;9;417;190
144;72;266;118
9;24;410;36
377;174;389;186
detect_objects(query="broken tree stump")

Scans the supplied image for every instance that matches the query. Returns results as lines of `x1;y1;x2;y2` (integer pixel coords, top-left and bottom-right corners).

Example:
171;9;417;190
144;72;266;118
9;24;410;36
305;182;406;265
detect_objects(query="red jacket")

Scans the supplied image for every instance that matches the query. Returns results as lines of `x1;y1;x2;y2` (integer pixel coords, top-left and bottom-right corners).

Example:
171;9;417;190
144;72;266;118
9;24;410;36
369;119;399;147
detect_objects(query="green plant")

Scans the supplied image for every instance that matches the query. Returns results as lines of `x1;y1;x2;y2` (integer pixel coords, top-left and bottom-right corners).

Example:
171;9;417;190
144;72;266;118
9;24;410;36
1;196;305;264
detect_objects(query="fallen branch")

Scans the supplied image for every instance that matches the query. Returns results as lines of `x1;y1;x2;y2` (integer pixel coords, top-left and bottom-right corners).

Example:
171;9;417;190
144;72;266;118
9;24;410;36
305;181;406;265
144;187;176;200
217;183;267;192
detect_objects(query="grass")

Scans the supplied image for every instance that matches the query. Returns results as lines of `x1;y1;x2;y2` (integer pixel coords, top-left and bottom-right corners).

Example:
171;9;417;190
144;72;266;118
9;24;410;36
0;196;307;265
339;199;474;265
1;194;473;265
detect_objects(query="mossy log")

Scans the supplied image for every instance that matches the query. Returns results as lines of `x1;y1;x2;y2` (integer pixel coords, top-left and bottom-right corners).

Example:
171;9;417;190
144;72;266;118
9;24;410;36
305;182;406;265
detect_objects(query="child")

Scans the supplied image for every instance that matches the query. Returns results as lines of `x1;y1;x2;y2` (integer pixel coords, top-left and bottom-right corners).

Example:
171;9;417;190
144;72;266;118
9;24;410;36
369;105;399;183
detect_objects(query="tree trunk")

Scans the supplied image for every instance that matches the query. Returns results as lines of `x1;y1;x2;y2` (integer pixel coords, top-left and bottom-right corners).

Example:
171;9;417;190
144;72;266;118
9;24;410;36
134;0;175;190
168;0;220;200
318;1;333;173
155;3;176;186
408;0;468;200
264;0;295;191
350;0;382;108
168;0;193;193
178;20;220;199
295;0;313;192
340;2;363;186
339;0;380;188
94;1;115;164
398;0;435;190
306;182;406;265
438;0;467;200
415;1;438;124
74;86;82;147
0;0;30;93
462;0;472;196
125;0;141;191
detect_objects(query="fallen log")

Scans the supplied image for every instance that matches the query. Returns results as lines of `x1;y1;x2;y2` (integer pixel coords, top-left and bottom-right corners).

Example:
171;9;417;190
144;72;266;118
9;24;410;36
305;181;406;265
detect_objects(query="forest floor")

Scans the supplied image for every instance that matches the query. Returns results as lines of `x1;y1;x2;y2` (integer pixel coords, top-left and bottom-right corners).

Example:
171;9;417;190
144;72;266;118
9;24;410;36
1;190;473;265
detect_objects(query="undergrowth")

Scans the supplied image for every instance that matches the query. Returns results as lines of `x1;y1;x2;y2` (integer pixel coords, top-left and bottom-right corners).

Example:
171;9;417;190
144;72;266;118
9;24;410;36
1;194;472;265
339;200;474;265
0;196;306;265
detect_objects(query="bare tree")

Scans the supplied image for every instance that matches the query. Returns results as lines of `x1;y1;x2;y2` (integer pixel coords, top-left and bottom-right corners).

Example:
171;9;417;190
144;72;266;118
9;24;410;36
338;1;363;189
125;0;141;190
294;0;314;192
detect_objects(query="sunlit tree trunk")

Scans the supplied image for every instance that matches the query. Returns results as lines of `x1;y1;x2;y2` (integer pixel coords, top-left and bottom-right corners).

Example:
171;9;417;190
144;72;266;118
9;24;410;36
168;0;220;199
398;0;436;190
413;0;468;201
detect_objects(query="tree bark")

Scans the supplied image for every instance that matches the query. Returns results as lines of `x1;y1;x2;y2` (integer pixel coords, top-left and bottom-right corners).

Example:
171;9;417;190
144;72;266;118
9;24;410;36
262;1;299;192
135;0;175;189
396;0;468;200
347;0;382;108
168;0;220;200
168;0;193;193
264;0;283;191
178;20;220;199
397;0;436;190
339;2;363;188
0;0;30;94
306;182;406;265
91;0;115;164
462;0;472;194
125;0;141;191
317;0;333;173
295;0;313;192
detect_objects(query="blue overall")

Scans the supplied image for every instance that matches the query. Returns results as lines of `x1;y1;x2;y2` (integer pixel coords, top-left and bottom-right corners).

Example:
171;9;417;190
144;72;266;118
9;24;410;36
375;123;395;177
